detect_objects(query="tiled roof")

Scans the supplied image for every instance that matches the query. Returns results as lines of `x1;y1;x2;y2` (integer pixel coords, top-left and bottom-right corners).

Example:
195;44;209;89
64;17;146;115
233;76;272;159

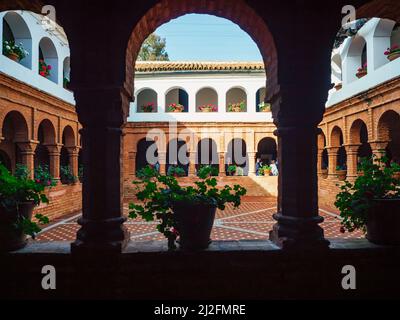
135;61;265;72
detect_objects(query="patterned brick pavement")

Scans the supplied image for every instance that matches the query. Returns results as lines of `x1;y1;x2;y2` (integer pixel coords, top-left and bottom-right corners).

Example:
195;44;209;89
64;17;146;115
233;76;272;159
35;197;364;242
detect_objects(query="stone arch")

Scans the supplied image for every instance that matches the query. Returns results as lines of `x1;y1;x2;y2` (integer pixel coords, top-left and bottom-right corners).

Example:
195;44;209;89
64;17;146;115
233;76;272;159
330;125;344;147
377;110;400;161
3;11;32;69
62;125;75;148
345;34;368;83
136;138;159;173
165;87;189;113
167;138;189;176
226;87;247;112
136;88;158;113
35;119;56;169
196;87;218;112
226;138;248;176
350;118;372;161
126;0;278;106
257;137;277;164
1;110;29;142
39;37;59;84
196;138;219;175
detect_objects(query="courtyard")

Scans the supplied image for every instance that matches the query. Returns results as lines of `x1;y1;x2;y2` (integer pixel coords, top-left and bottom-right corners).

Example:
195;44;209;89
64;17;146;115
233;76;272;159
36;197;363;243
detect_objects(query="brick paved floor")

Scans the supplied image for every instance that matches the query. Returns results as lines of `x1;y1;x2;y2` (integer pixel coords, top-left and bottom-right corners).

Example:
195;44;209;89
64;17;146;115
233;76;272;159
35;197;364;242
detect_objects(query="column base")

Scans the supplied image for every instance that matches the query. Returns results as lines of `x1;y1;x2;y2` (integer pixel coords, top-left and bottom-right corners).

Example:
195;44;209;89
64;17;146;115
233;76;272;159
71;217;130;255
269;213;330;250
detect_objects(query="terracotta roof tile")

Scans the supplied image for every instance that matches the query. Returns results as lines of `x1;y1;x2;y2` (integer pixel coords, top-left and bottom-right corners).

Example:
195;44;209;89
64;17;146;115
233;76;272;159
135;61;265;72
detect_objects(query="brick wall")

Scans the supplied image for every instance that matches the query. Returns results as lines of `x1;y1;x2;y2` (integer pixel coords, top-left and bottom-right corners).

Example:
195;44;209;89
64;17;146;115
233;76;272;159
318;177;343;211
34;183;82;221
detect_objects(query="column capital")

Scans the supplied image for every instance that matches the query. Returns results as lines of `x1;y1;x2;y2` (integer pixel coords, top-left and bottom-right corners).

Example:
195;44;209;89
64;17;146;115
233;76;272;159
67;146;81;155
369;140;389;151
17;140;39;154
45;144;63;155
325;146;340;154
344;144;361;154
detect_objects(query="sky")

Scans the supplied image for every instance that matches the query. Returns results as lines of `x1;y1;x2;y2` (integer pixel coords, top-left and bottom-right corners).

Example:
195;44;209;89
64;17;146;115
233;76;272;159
154;14;263;61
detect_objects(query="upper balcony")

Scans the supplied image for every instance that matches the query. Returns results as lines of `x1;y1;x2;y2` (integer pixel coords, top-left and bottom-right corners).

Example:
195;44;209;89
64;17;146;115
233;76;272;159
0;10;75;105
128;61;272;123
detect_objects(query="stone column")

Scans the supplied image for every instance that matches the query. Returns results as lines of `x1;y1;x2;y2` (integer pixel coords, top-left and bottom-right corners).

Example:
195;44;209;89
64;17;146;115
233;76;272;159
248;152;256;176
71;87;130;254
345;144;361;180
17;141;38;179
158;151;167;175
218;152;225;176
67;146;80;181
326;147;339;179
46;144;62;182
189;151;197;176
269;125;329;250
370;141;389;161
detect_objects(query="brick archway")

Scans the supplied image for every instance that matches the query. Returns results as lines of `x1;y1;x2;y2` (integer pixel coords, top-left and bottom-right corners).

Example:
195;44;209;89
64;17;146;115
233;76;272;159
125;0;279;104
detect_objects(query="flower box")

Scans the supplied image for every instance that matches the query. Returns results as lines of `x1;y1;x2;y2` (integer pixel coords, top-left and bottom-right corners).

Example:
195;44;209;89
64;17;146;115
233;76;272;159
356;63;367;79
39;59;52;78
258;102;271;112
167;103;184;113
199;104;217;112
385;45;400;62
3;40;28;63
334;83;342;91
228;101;245;112
141;103;155;113
7;52;20;62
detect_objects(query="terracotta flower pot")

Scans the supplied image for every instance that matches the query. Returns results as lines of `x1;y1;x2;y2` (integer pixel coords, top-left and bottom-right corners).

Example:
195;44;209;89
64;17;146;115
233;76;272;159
0;202;35;252
7;53;20;62
172;202;217;251
334;83;342;90
387;52;400;62
366;199;400;245
337;170;347;181
230;106;242;112
356;70;367;79
200;107;213;112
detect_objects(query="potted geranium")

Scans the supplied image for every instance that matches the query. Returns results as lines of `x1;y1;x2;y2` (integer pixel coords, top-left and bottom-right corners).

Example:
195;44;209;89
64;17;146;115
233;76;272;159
34;165;57;187
140;102;155;113
227;165;237;176
336;165;347;181
0;164;50;252
384;44;400;61
199;104;217;112
167;103;184;113
335;156;400;245
2;40;29;62
197;165;219;177
130;166;246;250
60;165;78;185
258;102;271;112
260;165;271;176
228;101;245;112
356;63;367;78
167;165;186;177
39;59;52;78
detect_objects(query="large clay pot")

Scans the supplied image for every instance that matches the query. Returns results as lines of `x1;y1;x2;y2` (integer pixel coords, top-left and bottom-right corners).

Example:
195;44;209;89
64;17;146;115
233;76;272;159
0;202;35;252
7;53;20;62
387;52;400;61
172;202;217;250
366;199;400;245
336;170;347;181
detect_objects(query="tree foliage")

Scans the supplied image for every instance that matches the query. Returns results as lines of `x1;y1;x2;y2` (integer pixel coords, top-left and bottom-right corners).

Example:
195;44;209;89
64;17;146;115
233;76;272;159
137;33;169;61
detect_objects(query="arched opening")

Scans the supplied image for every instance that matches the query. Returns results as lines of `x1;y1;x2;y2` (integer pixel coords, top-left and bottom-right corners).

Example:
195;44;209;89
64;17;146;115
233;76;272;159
165;88;189;113
346;35;367;82
0;149;11;171
350;119;372;165
136;89;158;113
63;57;71;89
35;119;56;170
167;139;189;176
196;88;218;112
226;87;247;112
2;12;32;69
317;133;328;177
256;87;268;112
226;138;248;176
0;111;29;173
60;126;75;184
390;24;400;49
136;138;159;174
196;138;219;176
38;37;59;84
377;110;400;163
257;137;277;165
331;126;347;174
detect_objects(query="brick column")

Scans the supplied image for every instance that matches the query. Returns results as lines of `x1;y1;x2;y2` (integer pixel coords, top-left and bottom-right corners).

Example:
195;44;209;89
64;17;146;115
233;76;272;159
326;147;339;179
317;148;324;176
189;151;197;176
158;151;167;175
218;152;225;176
370;141;389;161
67;147;80;181
17;141;38;179
71;87;130;254
46;144;62;182
345;144;361;180
269;125;329;250
248;152;256;176
129;151;137;176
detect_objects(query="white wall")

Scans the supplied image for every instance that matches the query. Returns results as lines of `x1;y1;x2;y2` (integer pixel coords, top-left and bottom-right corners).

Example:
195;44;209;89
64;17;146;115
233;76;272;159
0;10;75;105
129;72;270;123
